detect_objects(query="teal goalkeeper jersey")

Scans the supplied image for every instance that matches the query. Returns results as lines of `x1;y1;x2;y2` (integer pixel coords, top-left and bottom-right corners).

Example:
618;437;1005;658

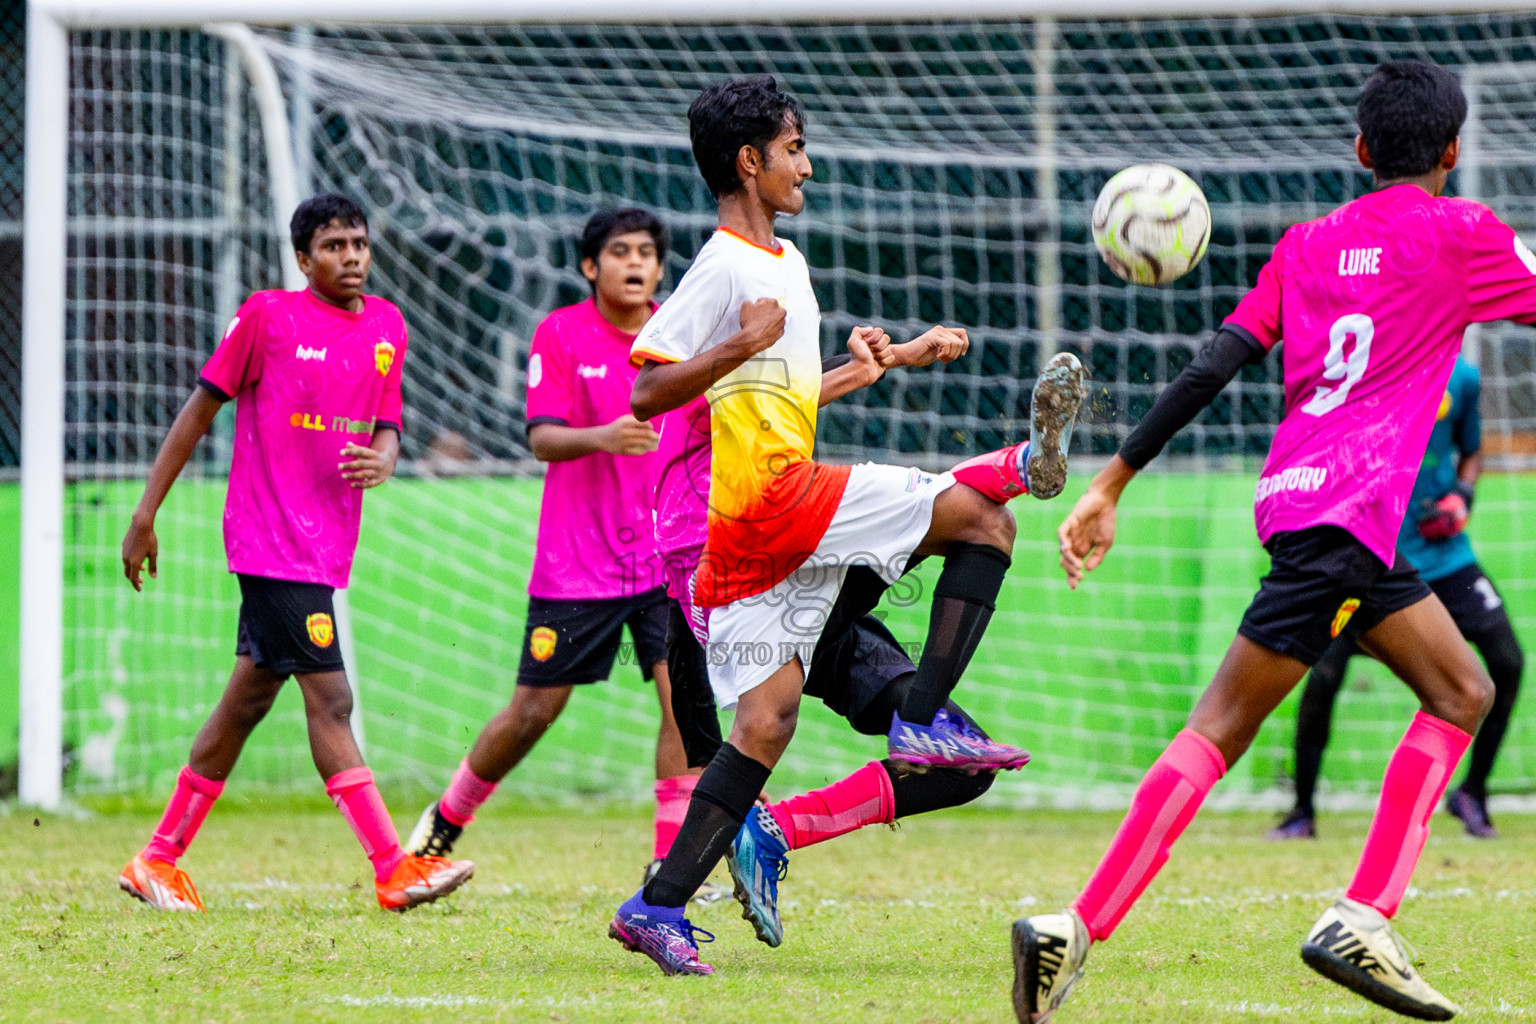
1396;357;1481;582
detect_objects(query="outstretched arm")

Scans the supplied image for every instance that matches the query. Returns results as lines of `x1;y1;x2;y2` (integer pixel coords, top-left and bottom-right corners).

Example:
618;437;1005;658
122;385;225;590
1058;326;1264;588
819;327;888;406
631;298;786;420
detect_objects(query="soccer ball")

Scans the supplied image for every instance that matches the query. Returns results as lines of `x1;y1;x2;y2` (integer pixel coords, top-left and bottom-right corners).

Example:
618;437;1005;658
1091;164;1211;286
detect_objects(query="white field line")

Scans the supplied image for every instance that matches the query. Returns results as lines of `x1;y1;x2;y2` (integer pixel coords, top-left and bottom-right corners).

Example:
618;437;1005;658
323;994;614;1010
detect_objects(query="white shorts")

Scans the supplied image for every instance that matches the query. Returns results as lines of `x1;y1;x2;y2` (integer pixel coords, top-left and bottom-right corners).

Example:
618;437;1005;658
704;463;956;709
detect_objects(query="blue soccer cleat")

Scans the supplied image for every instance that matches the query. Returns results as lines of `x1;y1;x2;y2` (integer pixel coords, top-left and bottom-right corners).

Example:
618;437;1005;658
608;891;716;976
727;807;790;947
888;708;1030;774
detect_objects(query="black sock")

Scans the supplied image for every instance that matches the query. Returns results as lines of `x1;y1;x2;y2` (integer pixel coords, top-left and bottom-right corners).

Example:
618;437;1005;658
1292;639;1353;817
1459;622;1524;800
642;743;771;908
900;542;1010;725
885;760;995;818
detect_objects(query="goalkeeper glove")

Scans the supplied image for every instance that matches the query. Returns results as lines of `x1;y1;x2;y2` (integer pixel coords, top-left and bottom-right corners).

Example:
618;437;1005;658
1417;482;1473;541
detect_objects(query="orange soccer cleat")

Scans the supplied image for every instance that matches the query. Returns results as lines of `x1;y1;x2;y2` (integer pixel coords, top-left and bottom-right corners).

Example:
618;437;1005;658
119;852;206;912
376;853;475;912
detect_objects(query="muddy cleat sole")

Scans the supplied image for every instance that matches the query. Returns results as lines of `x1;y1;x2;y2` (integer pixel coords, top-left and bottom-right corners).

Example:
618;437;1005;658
1300;898;1459;1021
1025;352;1087;500
642;858;728;905
1012;909;1090;1023
119;853;205;912
406;800;464;858
376;853;475;912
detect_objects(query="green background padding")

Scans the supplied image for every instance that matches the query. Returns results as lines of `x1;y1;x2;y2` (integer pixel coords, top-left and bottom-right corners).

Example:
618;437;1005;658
5;472;1535;802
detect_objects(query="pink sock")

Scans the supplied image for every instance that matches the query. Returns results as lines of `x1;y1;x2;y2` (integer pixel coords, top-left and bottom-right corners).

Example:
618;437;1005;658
142;766;225;864
439;758;499;827
1071;729;1226;942
950;443;1028;503
653;774;699;860
1346;711;1472;918
765;761;895;850
325;766;407;882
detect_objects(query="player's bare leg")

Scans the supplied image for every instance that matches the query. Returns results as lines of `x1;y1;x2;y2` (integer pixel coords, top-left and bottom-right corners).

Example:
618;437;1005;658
1014;598;1492;1022
407;683;574;856
1299;597;1490;1022
188;656;287;779
121;657;284;911
291;668;475;911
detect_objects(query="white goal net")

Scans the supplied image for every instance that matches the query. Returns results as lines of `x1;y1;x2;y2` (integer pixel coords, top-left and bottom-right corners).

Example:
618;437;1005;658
50;14;1536;807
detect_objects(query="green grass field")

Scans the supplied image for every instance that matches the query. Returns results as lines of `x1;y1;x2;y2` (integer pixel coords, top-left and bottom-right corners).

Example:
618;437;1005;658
7;801;1534;1024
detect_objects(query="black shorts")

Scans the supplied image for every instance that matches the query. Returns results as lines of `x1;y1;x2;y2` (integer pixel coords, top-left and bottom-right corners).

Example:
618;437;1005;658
667;566;918;767
1238;526;1433;666
235;573;345;678
1428;562;1513;639
516;586;670;687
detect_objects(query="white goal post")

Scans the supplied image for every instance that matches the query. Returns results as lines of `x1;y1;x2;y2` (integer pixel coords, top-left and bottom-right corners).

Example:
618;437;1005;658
22;0;1536;811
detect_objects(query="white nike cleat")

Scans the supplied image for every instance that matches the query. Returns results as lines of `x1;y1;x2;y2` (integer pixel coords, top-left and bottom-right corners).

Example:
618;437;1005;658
1301;898;1460;1021
1011;908;1090;1023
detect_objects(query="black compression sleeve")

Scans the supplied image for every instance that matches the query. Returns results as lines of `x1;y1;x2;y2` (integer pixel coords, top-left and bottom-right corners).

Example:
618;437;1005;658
822;354;852;372
1118;325;1268;470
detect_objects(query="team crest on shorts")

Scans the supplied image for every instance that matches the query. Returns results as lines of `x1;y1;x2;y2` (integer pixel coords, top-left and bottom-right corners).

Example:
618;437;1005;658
306;612;335;648
374;340;396;377
530;626;558;662
1330;598;1361;638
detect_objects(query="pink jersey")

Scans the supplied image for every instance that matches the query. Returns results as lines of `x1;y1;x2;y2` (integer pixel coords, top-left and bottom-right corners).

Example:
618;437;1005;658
1227;183;1536;565
653;393;712;608
525;298;665;600
200;288;407;588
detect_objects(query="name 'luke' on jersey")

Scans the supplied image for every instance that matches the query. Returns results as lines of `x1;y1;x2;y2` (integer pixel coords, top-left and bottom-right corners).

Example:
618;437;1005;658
1225;183;1536;566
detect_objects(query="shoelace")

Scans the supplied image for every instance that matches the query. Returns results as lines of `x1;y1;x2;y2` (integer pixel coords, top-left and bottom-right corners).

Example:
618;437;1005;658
170;867;201;906
939;709;990;747
658;919;716;956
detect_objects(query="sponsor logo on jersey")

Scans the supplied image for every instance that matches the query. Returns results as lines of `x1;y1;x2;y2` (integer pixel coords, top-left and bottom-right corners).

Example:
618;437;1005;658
1331;598;1361;638
295;345;328;362
306;612;335;647
375;340;396;377
290;412;374;433
577;363;609;379
528;352;544;388
530;626;558;662
1255;466;1328;501
1437;390;1452;421
1337;246;1382;277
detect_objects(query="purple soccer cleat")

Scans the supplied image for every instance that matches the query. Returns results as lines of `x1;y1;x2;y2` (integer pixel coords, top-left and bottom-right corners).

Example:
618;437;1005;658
608;891;716;976
887;708;1030;774
1265;810;1316;840
1446;787;1497;839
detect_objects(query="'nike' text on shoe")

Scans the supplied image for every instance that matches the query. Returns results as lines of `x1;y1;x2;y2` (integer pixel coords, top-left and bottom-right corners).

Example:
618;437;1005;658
1012;909;1090;1023
1300;898;1460;1021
